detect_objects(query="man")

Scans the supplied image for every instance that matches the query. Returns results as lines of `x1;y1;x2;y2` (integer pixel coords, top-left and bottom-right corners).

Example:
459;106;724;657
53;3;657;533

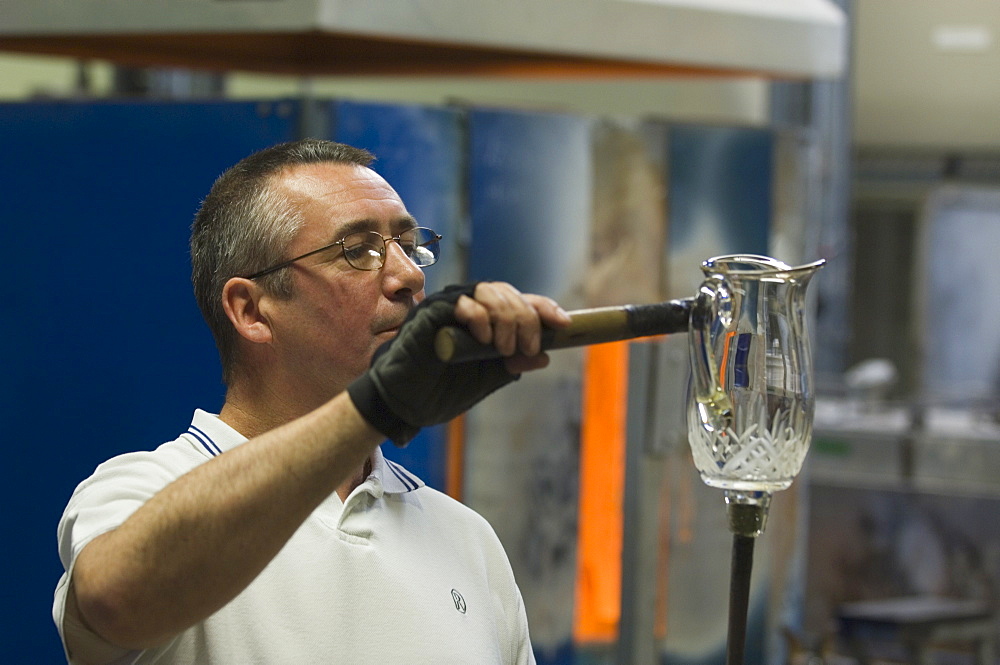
53;139;571;664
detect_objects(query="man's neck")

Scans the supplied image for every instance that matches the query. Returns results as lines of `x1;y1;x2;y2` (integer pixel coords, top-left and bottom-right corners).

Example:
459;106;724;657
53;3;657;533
218;400;276;441
337;456;374;502
218;384;374;505
218;367;325;434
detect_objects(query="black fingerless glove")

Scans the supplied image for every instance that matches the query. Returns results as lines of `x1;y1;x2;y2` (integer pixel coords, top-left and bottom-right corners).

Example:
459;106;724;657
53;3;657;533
347;283;519;446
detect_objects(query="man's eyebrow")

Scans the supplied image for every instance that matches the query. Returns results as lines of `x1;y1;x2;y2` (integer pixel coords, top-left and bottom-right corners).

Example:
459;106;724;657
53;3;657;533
392;216;420;233
332;216;419;240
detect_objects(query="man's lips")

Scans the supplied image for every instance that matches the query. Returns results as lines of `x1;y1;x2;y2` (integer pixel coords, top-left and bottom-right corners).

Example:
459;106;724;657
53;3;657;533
374;319;406;336
375;303;415;336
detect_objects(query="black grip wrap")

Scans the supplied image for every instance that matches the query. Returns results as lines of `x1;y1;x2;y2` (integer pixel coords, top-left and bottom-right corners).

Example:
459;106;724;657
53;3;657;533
625;299;693;337
347;283;518;447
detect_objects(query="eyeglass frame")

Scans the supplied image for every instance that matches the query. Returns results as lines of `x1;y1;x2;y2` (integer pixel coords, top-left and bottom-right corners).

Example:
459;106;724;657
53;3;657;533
243;226;443;280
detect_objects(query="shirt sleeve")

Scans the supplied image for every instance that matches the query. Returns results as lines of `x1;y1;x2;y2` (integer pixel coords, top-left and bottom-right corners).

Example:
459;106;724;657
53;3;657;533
53;572;140;665
52;447;200;664
512;583;537;665
471;511;537;665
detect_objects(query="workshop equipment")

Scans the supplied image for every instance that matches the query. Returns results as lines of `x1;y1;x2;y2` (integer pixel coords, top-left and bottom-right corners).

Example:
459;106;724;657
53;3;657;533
688;254;824;665
438;253;824;665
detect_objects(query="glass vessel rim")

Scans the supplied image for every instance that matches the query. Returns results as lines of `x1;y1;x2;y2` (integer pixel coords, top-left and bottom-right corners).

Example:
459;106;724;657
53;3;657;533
701;253;825;278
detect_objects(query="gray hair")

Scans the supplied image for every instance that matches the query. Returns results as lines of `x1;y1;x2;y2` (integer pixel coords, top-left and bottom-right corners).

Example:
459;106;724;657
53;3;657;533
190;139;375;384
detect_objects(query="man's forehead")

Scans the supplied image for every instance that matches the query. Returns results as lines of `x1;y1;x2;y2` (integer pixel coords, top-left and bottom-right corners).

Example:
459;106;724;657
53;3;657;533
275;161;384;197
275;162;415;237
278;162;409;211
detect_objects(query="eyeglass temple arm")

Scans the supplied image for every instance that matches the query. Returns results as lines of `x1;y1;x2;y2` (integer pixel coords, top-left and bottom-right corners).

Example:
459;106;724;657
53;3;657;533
245;243;336;280
435;297;694;363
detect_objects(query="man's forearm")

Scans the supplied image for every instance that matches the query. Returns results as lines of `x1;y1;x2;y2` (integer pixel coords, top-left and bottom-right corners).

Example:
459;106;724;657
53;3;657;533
69;391;382;650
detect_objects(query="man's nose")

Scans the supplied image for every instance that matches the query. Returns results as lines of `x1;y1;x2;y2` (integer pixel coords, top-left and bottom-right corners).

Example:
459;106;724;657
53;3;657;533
382;240;426;293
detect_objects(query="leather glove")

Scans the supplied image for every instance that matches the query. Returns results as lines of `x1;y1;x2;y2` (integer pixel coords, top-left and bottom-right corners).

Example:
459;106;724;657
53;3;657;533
347;283;518;446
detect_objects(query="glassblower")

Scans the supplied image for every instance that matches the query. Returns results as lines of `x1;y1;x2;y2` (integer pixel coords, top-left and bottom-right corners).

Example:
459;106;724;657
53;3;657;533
437;254;825;665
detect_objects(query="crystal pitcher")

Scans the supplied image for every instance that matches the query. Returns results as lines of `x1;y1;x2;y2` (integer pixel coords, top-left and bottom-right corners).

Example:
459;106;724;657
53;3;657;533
688;254;825;494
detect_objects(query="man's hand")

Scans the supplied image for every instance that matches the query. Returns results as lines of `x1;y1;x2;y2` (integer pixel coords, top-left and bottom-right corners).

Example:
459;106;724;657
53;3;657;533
454;282;570;373
347;282;570;446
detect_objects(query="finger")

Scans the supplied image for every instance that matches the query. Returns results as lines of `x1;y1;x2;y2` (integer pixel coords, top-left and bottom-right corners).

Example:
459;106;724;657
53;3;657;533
513;301;542;357
482;283;538;356
521;294;572;329
509;293;574;357
505;352;551;375
473;282;530;356
454;294;493;345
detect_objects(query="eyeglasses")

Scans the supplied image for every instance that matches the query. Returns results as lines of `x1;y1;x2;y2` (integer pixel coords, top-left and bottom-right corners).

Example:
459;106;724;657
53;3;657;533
245;227;442;279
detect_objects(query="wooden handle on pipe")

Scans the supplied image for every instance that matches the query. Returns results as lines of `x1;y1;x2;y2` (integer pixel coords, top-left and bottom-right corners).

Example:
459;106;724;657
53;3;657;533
434;297;694;363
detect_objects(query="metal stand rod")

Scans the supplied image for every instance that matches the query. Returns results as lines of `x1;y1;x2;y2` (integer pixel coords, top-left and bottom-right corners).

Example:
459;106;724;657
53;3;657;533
726;533;756;665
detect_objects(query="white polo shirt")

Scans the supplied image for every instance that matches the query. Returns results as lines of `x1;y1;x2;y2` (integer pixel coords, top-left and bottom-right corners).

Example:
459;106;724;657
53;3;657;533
54;410;535;665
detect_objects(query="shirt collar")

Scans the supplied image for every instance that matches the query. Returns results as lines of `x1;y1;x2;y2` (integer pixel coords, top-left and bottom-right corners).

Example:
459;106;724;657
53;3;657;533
369;446;425;495
185;409;246;457
184;410;425;495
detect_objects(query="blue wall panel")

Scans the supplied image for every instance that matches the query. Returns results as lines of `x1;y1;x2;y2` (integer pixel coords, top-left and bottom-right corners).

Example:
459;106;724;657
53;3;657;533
465;108;593;665
467;108;592;298
666;124;772;299
331;100;465;491
1;100;297;662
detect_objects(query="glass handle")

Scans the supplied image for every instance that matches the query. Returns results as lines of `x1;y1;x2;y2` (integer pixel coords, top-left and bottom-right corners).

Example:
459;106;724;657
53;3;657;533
689;276;735;435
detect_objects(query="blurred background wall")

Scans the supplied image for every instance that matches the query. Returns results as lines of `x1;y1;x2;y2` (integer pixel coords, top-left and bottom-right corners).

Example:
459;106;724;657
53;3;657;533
5;1;1000;664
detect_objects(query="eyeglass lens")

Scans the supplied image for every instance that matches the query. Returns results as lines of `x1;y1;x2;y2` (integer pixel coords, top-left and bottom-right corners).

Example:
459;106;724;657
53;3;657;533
342;227;440;271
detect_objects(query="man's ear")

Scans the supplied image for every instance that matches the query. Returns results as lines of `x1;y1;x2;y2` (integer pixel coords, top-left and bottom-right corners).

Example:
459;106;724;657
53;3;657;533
221;277;274;345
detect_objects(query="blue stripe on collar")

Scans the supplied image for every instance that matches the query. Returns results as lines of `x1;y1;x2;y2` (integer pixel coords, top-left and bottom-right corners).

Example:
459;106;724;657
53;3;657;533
385;459;419;492
187;425;223;457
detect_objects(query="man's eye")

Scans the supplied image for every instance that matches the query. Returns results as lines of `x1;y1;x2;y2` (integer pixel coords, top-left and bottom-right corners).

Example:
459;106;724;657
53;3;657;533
344;242;381;261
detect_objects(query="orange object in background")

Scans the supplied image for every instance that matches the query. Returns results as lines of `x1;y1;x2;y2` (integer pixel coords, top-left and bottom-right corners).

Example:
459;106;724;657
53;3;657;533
446;415;466;501
573;341;631;643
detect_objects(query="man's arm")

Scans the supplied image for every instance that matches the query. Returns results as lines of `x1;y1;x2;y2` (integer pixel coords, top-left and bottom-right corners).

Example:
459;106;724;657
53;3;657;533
69;390;382;650
66;283;570;653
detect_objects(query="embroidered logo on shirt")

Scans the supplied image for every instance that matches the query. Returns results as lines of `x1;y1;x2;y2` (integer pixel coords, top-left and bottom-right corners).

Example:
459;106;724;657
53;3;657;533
451;589;467;614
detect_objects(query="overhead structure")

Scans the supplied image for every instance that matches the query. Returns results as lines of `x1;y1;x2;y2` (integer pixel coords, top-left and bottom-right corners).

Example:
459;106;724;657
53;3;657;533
0;0;846;79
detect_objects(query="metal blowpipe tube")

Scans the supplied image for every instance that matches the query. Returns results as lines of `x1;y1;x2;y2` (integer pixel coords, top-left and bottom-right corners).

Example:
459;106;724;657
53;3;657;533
434;298;694;363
